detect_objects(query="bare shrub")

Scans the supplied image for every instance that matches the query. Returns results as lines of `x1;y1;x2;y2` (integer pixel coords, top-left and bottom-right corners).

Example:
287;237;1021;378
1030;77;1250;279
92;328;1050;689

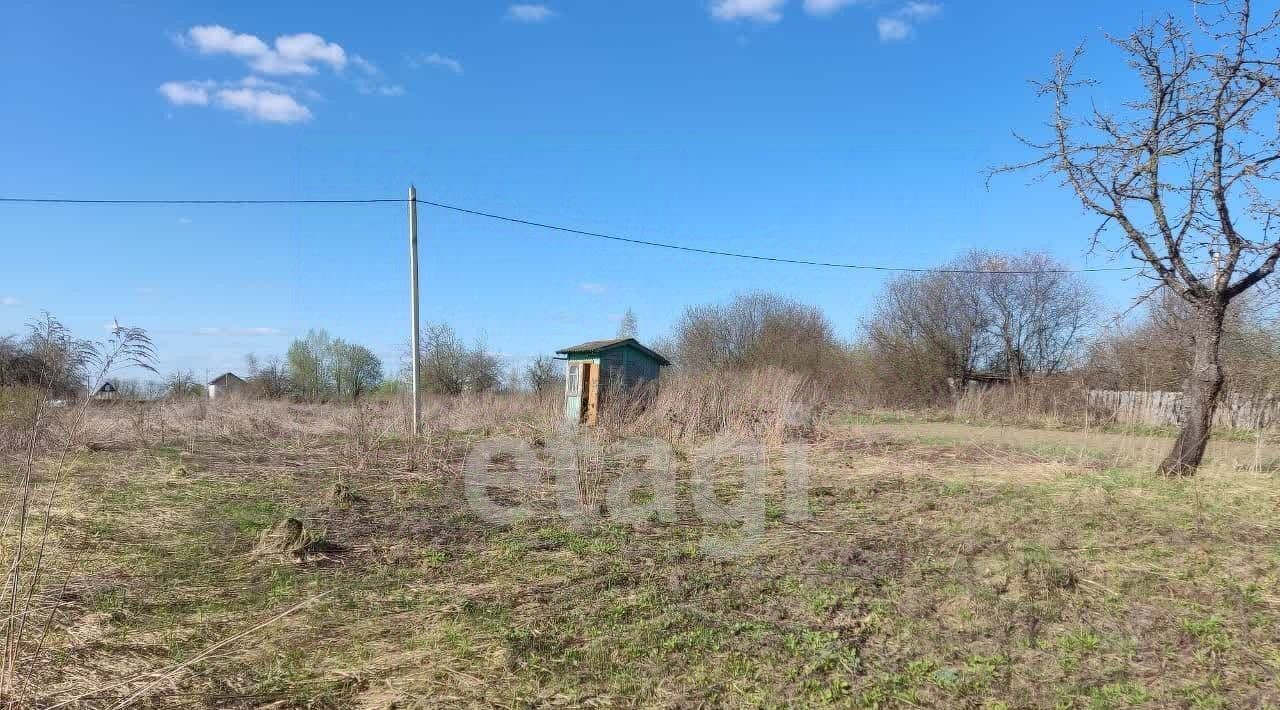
1;313;93;398
631;368;816;445
666;292;852;387
863;250;1095;406
244;354;294;399
0;387;46;455
1086;289;1280;394
165;369;204;399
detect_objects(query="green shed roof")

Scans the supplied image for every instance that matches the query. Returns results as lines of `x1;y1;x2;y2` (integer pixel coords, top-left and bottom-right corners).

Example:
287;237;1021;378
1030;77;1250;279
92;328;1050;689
555;338;671;366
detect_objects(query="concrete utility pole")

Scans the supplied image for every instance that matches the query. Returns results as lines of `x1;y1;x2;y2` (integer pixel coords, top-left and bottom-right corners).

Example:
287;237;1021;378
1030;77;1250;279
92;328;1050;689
409;184;421;437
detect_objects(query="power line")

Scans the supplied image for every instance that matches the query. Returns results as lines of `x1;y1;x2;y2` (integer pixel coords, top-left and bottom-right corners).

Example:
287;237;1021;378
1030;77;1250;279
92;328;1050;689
0;194;1142;274
0;197;400;205
418;198;1140;274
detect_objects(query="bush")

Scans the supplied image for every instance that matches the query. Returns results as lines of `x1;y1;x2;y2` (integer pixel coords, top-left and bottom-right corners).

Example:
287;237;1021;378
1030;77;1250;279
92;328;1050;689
664;292;853;388
417;323;503;395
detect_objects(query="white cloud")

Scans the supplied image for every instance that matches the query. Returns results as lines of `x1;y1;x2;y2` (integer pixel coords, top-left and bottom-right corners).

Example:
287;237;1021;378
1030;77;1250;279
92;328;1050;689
195;327;283;337
352;55;379;75
158;80;211;105
344;56;404;96
237;75;286;90
359;83;405;96
270;32;347;73
899;1;941;20
877;17;911;40
711;0;786;23
183;25;347;75
183;25;267;59
506;4;555;22
802;0;866;16
877;2;942;41
160;79;313;122
165;26;403;122
410;52;464;74
214;88;311;123
579;282;607;295
1;297;19;306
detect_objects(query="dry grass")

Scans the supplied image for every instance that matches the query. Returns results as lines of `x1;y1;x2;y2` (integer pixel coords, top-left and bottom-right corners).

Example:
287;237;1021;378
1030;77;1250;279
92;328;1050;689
949;382;1095;430
3;376;1280;707
586;367;816;446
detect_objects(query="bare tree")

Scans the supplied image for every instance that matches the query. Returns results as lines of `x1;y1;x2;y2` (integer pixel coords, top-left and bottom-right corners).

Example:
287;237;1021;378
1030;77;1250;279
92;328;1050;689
416;323;504;395
616;308;639;339
864;250;1095;403
976;252;1095;378
524;355;563;393
994;0;1280;474
463;344;504;393
864;266;988;403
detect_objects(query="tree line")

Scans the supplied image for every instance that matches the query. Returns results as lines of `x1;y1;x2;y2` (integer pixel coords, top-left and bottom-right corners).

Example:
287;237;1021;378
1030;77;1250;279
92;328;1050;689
5;241;1280;482
243;324;559;401
651;250;1280;414
7;255;1279;408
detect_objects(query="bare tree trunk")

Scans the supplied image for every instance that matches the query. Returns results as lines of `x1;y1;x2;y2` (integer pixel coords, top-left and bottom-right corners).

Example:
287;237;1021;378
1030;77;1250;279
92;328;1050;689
1159;301;1227;476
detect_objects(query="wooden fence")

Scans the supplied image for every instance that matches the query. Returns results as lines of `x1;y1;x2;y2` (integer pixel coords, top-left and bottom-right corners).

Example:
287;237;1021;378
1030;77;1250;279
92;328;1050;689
1087;390;1280;430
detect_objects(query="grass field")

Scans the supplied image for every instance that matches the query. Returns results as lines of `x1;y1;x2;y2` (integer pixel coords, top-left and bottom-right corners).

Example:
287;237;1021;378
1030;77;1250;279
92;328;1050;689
8;400;1280;708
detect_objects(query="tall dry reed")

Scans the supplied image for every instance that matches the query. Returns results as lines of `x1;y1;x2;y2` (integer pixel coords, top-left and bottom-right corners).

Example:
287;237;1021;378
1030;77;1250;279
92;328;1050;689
623;367;817;444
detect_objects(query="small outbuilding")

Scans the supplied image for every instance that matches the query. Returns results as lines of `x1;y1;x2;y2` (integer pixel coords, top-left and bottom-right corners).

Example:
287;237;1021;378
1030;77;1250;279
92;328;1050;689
92;382;118;401
556;338;670;425
208;372;246;400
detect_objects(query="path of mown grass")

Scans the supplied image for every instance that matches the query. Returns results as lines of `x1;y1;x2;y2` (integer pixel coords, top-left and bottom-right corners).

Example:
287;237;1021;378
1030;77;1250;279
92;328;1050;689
17;422;1280;708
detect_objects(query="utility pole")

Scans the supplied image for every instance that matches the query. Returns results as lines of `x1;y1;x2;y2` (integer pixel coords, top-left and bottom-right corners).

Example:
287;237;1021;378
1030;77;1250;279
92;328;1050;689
409;184;421;438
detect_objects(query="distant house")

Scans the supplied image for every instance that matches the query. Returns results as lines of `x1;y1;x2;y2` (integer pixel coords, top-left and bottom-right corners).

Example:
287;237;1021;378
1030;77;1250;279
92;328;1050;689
555;338;670;425
92;381;118;401
208;372;246;400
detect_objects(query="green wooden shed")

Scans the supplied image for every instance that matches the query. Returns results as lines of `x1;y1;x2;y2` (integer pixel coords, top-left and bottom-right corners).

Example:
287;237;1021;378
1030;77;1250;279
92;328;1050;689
556;338;671;425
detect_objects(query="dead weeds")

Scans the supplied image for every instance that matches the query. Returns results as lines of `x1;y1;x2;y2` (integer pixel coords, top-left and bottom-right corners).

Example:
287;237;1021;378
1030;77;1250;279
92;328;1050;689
5;409;1280;707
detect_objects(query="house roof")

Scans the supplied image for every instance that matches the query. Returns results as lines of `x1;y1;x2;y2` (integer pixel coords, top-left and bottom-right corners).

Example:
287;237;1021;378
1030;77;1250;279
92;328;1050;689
208;372;245;386
555;338;671;365
96;382;116;393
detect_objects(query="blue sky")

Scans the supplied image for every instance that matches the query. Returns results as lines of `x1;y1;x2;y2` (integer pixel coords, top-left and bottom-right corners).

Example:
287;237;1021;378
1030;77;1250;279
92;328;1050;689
1;0;1191;378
